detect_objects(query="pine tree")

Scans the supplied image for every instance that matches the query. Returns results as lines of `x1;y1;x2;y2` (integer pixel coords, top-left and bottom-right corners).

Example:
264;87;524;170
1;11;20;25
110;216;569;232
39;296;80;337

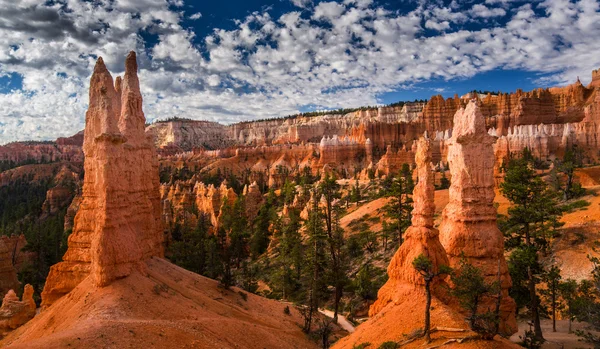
540;266;562;333
383;164;413;245
450;258;500;338
318;174;347;322
559;279;578;333
250;192;276;258
413;254;451;343
500;156;563;341
272;208;303;300
302;194;328;333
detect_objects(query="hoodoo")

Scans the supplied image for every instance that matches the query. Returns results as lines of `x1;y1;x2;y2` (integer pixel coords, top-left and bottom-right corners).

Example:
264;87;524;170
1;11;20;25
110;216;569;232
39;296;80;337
1;52;317;349
41;52;164;307
369;136;450;316
438;100;517;335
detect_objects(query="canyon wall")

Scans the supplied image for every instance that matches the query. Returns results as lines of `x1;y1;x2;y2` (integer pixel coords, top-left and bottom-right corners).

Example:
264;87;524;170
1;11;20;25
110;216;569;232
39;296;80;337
146;70;600;183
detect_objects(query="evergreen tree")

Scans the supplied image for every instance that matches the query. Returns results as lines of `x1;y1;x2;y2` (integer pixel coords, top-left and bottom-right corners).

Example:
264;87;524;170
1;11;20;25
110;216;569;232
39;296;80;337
272;208;303;300
318;174;347;322
559;279;578;333
250;191;276;258
383;164;413;245
168;212;211;275
450;258;500;338
500;156;563;341
302;194;328;333
413;254;451;343
540;266;562;333
571;255;600;345
349;179;361;204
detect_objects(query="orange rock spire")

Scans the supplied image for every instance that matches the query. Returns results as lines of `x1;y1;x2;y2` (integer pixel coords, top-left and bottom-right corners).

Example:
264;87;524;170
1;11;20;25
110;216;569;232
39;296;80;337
438;100;517;335
369;136;449;316
41;52;164;307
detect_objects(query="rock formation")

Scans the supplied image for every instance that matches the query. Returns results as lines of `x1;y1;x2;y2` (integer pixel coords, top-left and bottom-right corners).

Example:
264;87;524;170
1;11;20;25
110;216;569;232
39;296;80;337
438;100;517;335
146;119;232;151
369;136;450;316
41;51;164;307
0;285;36;330
0;239;20;297
590;69;600;88
243;181;263;220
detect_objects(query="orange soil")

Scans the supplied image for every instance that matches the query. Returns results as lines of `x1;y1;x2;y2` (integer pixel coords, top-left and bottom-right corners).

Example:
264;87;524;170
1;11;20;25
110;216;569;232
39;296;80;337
510;319;600;349
0;258;317;349
340;197;389;234
332;285;519;349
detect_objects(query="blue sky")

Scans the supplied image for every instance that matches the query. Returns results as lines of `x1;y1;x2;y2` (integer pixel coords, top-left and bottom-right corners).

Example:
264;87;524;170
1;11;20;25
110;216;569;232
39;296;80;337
0;0;599;143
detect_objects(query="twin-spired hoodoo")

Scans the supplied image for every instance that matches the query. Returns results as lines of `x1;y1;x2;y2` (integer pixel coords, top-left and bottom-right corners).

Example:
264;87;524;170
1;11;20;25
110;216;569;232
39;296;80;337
41;52;164;308
336;100;518;349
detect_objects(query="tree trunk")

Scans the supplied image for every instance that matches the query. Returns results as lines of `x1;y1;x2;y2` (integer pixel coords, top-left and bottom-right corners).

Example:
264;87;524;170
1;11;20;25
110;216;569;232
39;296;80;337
424;279;432;343
525;223;544;341
528;265;543;340
333;284;342;324
495;259;502;335
552;289;556;332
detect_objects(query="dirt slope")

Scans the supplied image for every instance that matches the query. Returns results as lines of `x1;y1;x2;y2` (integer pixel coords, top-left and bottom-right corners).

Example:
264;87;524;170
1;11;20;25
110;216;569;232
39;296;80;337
0;258;316;349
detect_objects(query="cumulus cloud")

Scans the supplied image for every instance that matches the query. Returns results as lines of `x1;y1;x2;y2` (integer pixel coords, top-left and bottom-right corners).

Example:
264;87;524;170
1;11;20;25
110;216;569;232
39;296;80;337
469;4;507;18
0;0;599;144
290;0;312;8
189;12;202;20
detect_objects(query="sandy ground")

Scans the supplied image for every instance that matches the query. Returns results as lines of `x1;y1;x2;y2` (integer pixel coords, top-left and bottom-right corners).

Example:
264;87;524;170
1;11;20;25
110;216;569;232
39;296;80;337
332;285;520;349
339;197;389;234
1;258;318;349
510;319;599;349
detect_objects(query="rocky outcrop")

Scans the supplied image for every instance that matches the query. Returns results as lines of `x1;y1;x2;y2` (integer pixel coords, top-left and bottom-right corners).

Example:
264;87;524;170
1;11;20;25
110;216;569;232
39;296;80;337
0;138;83;165
40;186;73;216
0;239;20;297
369;137;450;316
41;52;164;308
0;285;36;330
243;182;263;221
438;100;517;335
0;235;33;277
590;69;600;88
146;119;232;152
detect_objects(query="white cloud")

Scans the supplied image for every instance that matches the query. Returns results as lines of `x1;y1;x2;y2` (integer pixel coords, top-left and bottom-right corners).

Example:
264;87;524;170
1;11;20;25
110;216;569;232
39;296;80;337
0;0;599;144
470;4;507;18
189;12;202;20
313;2;346;21
290;0;311;8
425;19;450;31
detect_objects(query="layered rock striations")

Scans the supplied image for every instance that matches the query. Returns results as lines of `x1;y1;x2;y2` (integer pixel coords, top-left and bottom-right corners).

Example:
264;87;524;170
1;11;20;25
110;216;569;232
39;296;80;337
41;52;164;307
438;100;517;335
369;137;450;316
146;119;232;152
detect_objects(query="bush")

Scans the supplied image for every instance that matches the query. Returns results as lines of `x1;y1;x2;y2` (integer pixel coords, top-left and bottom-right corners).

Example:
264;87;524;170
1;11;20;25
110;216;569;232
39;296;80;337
378;342;398;349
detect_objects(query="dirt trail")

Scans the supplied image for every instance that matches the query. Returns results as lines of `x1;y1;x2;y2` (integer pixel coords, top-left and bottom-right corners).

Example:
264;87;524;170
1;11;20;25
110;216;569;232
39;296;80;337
318;309;355;333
